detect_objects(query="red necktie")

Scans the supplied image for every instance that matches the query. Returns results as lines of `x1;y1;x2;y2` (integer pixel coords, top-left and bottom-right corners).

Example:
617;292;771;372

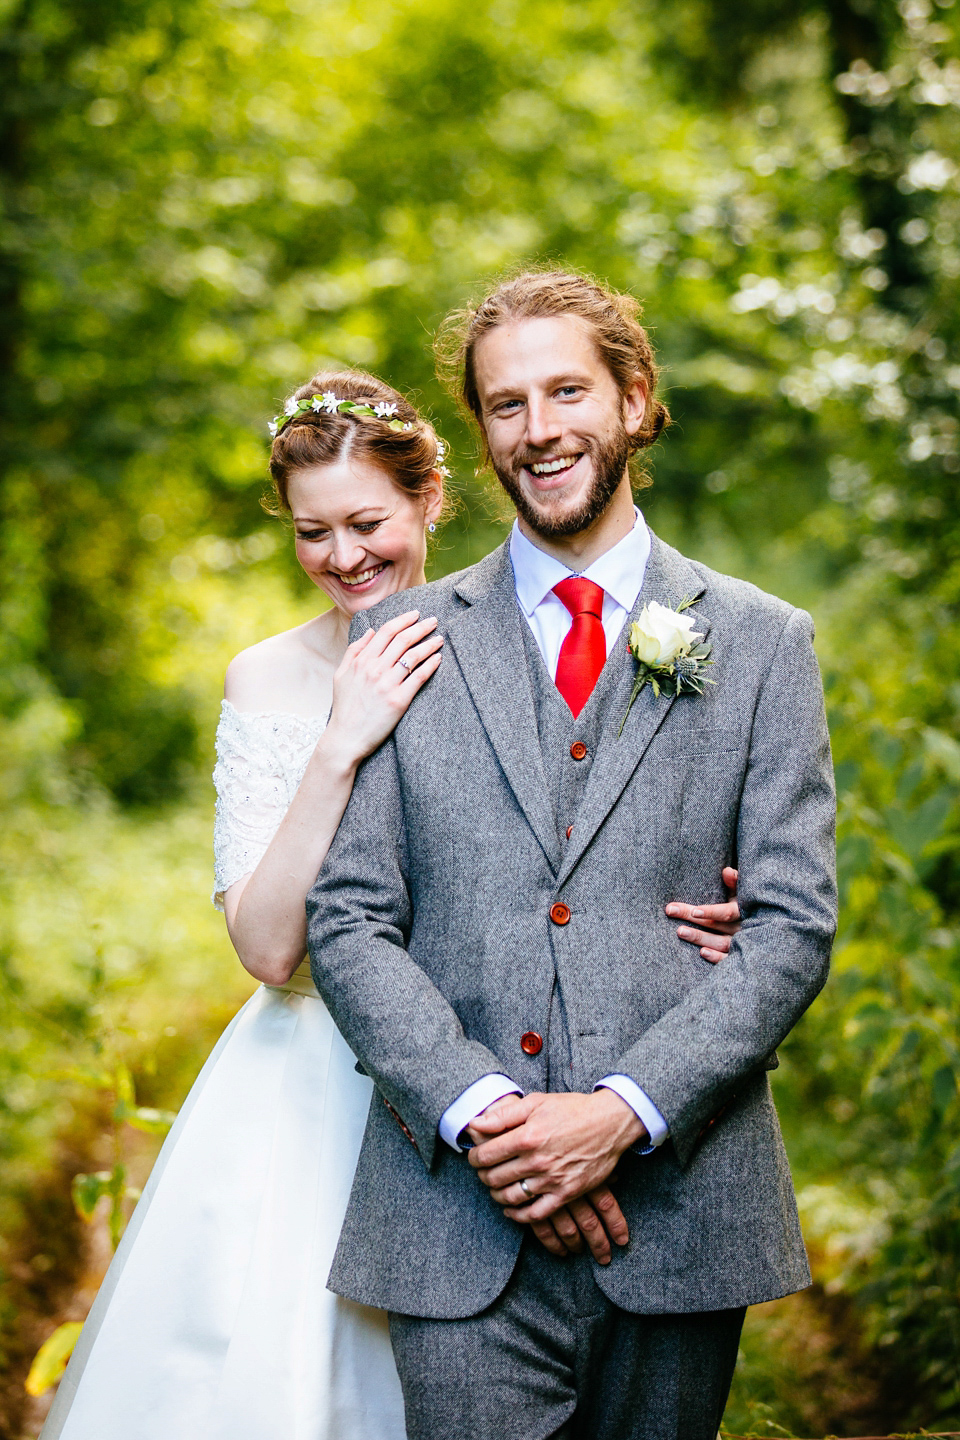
552;577;606;718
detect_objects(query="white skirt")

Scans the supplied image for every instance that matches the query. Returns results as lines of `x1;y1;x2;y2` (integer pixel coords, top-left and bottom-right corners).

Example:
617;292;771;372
41;981;406;1440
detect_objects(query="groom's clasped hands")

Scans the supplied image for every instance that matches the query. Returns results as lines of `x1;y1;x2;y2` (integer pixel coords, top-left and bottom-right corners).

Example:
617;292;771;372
467;1088;642;1266
467;871;742;1266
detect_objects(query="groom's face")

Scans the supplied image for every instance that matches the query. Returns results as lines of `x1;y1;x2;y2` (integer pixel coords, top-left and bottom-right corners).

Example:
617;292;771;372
472;314;646;539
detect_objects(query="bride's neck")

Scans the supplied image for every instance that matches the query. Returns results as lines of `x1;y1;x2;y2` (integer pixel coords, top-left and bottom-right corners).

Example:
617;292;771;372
329;604;353;659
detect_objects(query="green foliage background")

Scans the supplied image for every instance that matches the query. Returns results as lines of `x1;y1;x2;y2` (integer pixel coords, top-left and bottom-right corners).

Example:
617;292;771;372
1;0;958;1433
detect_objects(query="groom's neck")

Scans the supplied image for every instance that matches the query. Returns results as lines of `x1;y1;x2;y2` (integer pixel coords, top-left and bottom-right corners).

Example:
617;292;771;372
516;474;637;571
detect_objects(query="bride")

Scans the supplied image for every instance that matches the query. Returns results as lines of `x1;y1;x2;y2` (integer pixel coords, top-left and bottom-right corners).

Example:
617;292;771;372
40;369;741;1439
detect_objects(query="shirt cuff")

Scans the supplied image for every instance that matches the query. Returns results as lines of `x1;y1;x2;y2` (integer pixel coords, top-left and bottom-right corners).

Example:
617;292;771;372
439;1075;523;1153
595;1075;669;1154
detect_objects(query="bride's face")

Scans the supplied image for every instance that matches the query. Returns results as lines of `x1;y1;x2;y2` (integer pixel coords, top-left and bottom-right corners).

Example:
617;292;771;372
287;457;443;617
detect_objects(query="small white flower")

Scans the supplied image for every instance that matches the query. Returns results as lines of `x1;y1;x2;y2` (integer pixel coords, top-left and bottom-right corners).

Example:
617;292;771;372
629;602;702;667
310;395;323;411
268;421;278;436
373;401;398;418
321;392;341;413
402;422;413;430
436;439;446;458
284;398;299;417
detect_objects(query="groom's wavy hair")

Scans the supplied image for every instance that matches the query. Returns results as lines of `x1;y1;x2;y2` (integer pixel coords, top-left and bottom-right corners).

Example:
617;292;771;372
265;369;450;518
435;268;670;483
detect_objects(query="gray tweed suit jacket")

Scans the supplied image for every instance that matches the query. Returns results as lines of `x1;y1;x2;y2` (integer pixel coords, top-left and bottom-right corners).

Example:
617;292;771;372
306;530;836;1320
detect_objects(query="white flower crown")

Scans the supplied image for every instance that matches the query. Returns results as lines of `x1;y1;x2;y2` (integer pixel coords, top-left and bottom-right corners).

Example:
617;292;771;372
268;392;450;475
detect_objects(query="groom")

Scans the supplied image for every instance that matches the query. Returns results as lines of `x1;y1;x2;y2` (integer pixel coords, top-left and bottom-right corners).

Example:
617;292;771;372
307;269;837;1439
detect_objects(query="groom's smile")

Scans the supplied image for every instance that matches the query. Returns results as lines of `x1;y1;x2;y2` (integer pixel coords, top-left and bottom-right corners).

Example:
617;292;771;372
527;453;582;478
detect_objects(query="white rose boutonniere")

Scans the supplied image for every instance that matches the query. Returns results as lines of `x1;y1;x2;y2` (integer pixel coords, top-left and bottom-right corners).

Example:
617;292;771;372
619;597;714;734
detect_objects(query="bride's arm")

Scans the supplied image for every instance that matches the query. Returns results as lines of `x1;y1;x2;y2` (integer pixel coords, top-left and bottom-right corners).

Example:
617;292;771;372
223;613;442;986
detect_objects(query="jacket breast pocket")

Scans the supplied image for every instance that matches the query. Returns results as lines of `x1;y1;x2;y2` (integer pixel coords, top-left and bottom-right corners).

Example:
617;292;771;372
654;722;743;760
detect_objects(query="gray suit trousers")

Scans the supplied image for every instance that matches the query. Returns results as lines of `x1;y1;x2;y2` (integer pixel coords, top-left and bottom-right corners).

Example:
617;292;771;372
389;1238;745;1440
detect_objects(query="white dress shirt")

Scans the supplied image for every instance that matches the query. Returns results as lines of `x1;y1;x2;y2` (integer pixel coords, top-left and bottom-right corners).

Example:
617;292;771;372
438;512;669;1154
509;508;652;674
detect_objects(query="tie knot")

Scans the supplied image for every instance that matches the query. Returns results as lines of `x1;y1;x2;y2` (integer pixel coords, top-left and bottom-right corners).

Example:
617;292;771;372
552;576;605;620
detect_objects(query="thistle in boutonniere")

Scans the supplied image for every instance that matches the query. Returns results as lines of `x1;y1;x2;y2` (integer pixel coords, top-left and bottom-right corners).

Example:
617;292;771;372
619;597;714;735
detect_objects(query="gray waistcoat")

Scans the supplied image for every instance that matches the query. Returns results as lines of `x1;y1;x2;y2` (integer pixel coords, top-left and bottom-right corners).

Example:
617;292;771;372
519;615;628;1094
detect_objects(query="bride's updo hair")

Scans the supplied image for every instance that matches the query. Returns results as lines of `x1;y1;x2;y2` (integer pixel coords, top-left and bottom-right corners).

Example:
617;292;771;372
265;369;449;517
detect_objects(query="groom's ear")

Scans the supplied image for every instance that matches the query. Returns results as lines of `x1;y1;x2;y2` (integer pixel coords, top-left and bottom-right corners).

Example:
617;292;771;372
623;377;647;437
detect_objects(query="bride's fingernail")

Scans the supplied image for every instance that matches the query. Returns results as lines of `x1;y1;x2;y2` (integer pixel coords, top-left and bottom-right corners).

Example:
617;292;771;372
691;908;703;919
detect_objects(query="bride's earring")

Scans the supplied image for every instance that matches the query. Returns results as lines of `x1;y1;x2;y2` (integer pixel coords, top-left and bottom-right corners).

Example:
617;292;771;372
428;522;437;533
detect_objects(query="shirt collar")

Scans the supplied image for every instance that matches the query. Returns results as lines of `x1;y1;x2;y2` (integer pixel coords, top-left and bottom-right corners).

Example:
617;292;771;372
509;508;651;617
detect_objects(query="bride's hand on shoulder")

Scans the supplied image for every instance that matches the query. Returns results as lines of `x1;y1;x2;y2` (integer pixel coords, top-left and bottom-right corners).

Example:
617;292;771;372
325;610;444;764
664;866;740;964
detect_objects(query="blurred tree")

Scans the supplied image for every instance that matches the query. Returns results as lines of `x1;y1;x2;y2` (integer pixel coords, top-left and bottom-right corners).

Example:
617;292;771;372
0;0;204;803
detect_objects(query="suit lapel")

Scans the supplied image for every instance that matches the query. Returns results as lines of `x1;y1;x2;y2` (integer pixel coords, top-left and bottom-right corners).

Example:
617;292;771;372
446;544;562;873
556;533;710;889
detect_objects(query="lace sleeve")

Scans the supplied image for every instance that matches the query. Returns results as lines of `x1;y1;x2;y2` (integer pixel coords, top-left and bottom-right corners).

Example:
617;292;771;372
211;701;325;909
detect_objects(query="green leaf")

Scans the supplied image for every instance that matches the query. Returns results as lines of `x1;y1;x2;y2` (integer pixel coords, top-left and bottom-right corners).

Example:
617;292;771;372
71;1171;111;1222
71;1164;127;1228
618;672;649;735
25;1322;84;1398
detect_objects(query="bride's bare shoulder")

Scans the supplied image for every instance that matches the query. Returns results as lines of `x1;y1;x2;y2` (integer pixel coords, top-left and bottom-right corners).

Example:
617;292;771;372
224;617;336;716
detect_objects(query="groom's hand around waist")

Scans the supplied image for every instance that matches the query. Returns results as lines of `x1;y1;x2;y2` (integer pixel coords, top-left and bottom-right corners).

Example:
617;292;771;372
467;1090;645;1261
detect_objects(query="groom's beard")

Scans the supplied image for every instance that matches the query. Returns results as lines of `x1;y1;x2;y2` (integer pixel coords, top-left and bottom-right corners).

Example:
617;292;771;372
491;422;630;540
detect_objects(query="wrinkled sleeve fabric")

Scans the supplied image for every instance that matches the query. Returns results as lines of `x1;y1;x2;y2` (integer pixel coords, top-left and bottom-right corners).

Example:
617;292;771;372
307;734;515;1171
613;608;837;1167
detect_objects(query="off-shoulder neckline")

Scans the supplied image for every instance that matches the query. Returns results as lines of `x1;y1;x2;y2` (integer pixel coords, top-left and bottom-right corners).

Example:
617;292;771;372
219;698;328;724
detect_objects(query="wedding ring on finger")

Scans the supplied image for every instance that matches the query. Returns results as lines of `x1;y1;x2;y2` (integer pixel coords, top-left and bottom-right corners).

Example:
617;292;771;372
397;656;413;674
519;1178;534;1200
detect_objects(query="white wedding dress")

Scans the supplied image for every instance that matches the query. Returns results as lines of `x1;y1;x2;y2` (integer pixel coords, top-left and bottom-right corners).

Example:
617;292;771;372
41;700;407;1440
